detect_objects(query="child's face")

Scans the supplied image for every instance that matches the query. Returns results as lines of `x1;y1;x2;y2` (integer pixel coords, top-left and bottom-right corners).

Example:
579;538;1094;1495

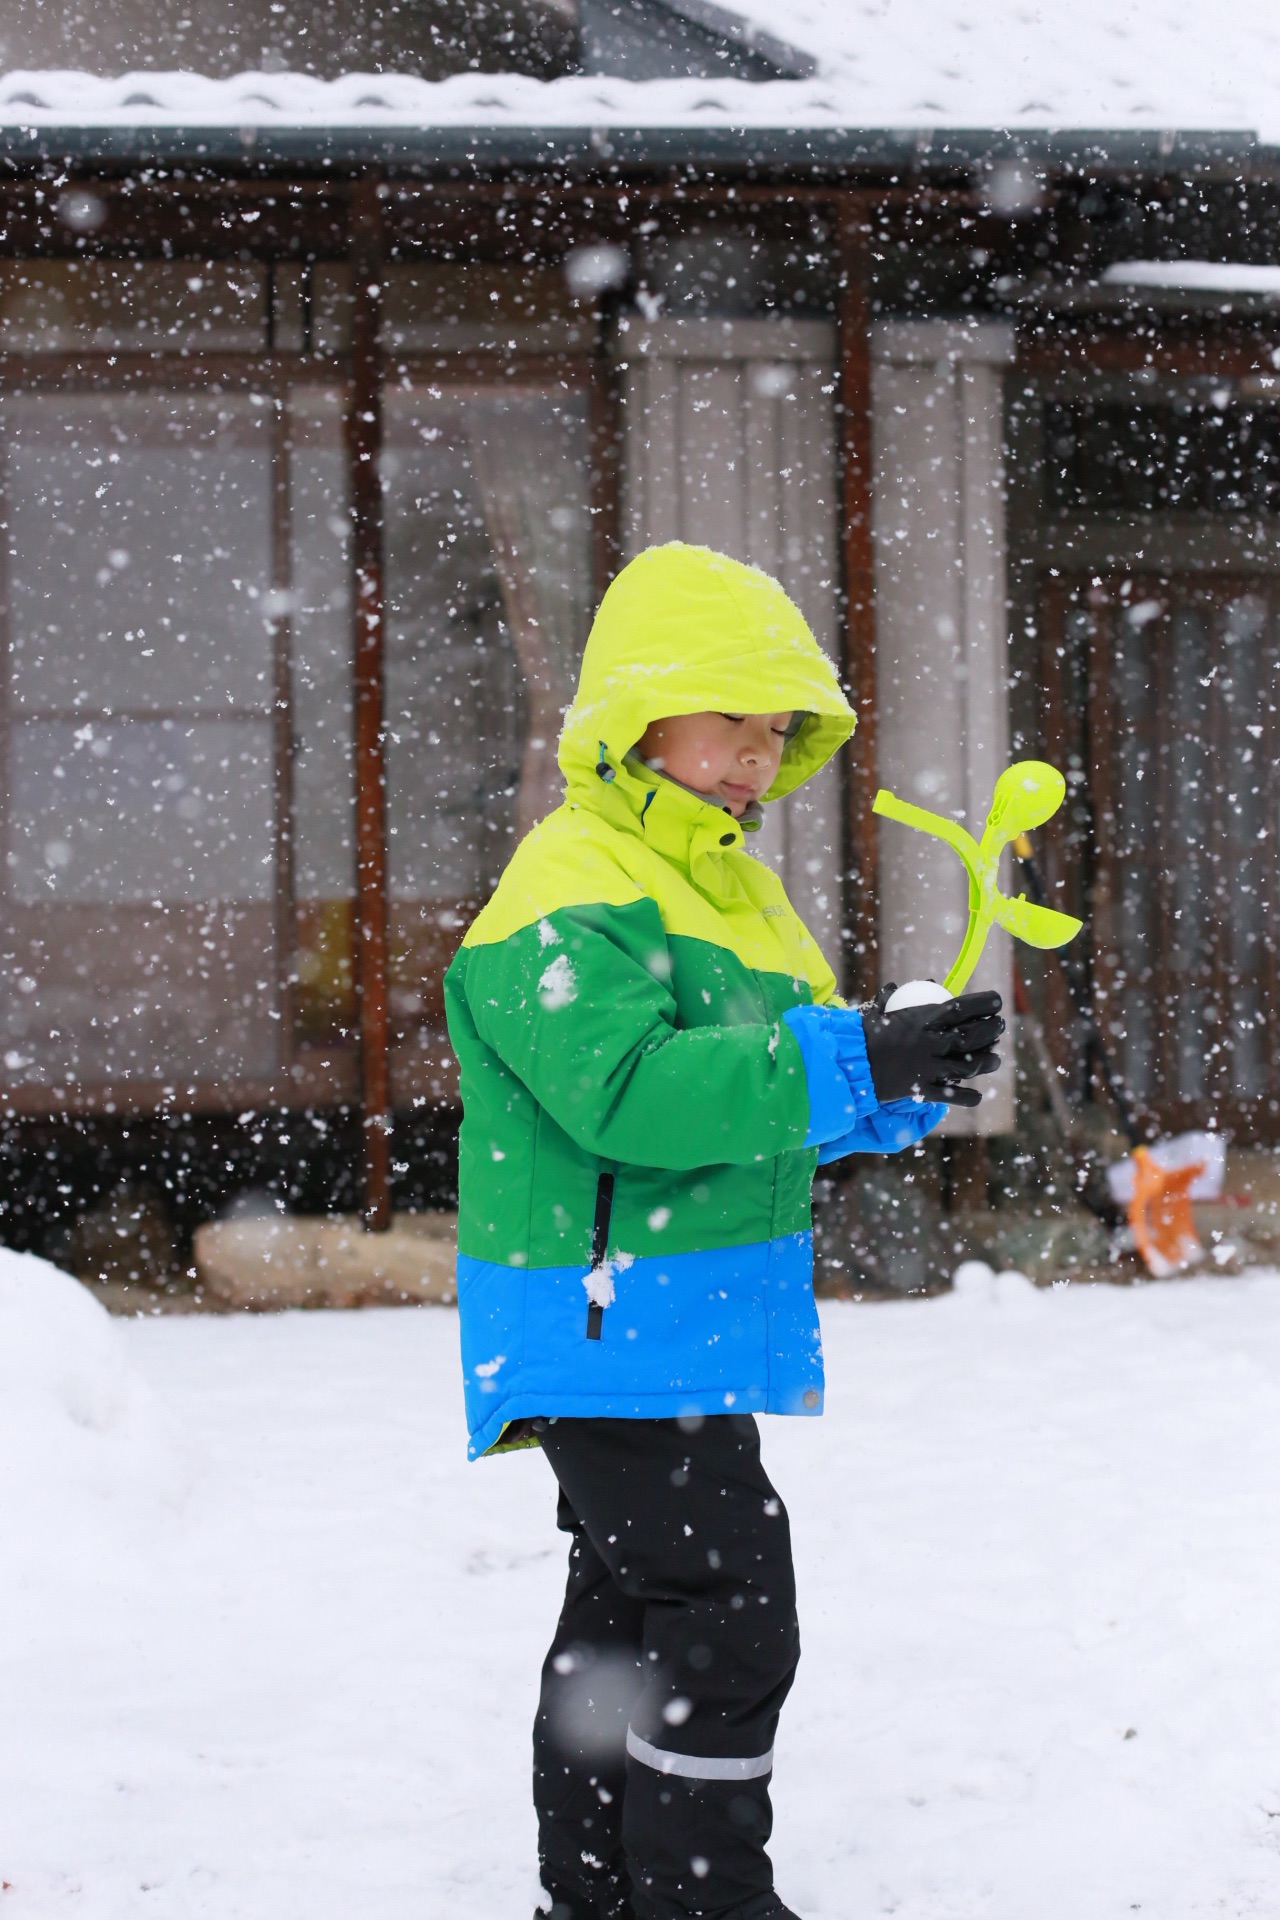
637;710;795;816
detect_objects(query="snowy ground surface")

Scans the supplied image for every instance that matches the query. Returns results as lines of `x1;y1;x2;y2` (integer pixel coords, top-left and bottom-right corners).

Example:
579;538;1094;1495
4;1250;1280;1919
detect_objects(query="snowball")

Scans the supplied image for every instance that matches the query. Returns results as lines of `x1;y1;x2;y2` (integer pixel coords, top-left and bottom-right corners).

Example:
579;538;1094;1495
951;1259;996;1296
885;979;954;1012
951;1259;1036;1304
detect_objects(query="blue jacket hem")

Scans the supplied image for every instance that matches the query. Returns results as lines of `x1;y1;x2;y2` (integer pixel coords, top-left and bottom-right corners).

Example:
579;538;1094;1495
459;1231;824;1459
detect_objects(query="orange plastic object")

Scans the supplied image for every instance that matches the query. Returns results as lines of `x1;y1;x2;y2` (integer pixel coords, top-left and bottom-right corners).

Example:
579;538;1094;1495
1127;1146;1205;1277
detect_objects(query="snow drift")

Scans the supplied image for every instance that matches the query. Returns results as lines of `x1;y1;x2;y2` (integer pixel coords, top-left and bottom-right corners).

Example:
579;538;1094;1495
0;1248;183;1613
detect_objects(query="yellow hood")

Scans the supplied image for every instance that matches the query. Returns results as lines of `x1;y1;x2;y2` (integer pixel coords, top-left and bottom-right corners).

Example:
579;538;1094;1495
559;543;856;803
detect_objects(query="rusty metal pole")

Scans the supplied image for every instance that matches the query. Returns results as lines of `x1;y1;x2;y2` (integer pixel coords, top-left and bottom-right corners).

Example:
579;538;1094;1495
348;175;391;1230
835;197;880;1003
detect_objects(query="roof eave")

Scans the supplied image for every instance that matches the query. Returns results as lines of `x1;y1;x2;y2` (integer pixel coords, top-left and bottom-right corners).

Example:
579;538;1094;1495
0;123;1265;175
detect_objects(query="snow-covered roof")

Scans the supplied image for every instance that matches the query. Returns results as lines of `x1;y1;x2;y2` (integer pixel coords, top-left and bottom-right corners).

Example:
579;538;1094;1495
3;1;1280;162
0;69;862;133
728;0;1280;145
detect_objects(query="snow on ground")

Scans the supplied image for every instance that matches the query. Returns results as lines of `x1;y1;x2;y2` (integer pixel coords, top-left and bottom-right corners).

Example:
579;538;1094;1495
3;1253;1280;1918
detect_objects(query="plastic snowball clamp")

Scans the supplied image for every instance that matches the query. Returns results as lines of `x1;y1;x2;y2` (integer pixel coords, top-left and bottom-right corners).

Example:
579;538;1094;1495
872;760;1084;1013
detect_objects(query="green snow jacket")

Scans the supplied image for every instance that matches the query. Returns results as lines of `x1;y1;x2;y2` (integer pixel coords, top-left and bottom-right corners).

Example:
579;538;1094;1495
446;543;864;1458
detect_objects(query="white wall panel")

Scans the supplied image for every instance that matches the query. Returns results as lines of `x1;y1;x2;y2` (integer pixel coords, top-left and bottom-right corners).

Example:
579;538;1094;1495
872;318;1016;1135
615;317;844;968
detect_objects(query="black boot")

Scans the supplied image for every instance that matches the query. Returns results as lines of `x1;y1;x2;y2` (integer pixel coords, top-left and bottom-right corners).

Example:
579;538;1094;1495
537;1892;636;1920
724;1897;802;1920
541;1886;794;1920
616;1894;797;1919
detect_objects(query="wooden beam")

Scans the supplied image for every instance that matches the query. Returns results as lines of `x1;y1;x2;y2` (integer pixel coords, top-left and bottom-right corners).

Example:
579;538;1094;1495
835;198;879;1002
348;174;391;1231
1017;329;1280;378
0;177;349;260
0;175;992;273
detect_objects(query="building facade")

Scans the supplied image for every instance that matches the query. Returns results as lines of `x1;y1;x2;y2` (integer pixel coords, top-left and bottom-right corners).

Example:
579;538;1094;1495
1;1;1279;1250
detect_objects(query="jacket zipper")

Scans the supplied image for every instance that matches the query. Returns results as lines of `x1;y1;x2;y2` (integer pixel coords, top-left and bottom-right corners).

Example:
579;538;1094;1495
586;1170;616;1340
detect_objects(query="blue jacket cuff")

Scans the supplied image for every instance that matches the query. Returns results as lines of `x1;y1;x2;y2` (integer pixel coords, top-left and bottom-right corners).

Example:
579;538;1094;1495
815;1097;948;1163
829;1009;879;1119
782;1005;879;1148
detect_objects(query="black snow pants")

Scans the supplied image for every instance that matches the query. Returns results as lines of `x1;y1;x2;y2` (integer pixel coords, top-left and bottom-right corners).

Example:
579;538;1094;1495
533;1414;799;1920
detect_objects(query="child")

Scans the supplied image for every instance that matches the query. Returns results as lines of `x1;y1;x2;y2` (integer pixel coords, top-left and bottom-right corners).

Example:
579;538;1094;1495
444;543;1002;1920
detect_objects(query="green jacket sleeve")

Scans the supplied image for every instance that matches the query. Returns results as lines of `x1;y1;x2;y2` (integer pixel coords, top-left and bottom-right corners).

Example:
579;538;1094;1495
461;901;812;1171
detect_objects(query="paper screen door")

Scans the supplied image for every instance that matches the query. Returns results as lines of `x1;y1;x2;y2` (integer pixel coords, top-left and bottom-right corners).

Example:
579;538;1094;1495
615;316;843;969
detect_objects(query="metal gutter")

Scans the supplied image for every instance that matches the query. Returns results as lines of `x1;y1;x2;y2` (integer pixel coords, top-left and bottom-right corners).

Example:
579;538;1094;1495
0;123;1266;177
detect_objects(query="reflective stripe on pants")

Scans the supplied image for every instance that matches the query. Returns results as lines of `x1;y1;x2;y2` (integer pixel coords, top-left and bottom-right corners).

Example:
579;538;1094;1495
626;1727;775;1781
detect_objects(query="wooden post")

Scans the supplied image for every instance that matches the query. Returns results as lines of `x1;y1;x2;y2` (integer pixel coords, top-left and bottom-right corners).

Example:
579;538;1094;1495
270;378;297;1078
835;197;879;1003
589;347;625;600
348;175;391;1230
944;1137;991;1213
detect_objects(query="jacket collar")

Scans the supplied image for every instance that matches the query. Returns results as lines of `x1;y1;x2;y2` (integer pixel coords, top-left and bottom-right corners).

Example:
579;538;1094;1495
567;744;759;879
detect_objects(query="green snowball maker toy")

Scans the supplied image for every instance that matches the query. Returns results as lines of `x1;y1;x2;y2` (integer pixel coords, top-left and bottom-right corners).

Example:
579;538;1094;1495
872;760;1083;995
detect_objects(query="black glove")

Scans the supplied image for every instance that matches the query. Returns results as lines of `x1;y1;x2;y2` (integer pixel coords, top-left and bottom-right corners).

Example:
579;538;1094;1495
861;984;1005;1109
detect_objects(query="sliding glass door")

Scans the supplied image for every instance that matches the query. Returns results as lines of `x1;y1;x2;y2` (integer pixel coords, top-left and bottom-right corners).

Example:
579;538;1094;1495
0;364;595;1115
0;376;356;1110
380;378;593;1103
1048;575;1280;1133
